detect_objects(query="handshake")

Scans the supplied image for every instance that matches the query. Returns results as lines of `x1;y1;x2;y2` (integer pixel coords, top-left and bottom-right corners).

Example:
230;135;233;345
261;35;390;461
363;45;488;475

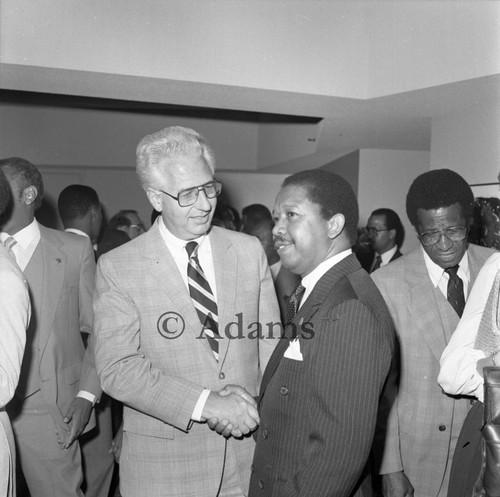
201;385;259;439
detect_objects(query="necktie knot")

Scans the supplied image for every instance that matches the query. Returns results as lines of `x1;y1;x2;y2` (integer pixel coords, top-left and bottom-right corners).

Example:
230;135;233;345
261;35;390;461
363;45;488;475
3;236;17;251
445;265;459;277
185;241;199;259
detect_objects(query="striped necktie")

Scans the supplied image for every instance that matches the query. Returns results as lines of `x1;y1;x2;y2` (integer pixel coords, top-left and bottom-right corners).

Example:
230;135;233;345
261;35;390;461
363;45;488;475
370;254;382;273
2;236;17;262
186;241;220;360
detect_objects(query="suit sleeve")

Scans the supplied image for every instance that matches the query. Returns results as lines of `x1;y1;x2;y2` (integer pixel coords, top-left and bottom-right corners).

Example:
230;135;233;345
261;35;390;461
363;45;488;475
0;257;29;407
256;243;281;375
282;300;393;496
77;238;102;398
93;255;204;431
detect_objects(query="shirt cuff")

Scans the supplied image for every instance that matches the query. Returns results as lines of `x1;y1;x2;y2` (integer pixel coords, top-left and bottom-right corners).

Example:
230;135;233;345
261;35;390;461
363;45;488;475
77;390;98;406
191;389;211;422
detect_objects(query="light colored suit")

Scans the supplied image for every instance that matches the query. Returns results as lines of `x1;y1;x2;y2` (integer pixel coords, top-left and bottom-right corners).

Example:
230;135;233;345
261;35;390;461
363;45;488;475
372;244;494;497
0;246;29;497
93;224;280;497
9;224;100;497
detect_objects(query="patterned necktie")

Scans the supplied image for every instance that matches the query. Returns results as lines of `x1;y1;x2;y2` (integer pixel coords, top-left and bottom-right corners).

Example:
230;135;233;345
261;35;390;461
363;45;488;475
371;254;382;273
445;265;465;317
286;283;305;324
2;236;17;262
186;241;220;361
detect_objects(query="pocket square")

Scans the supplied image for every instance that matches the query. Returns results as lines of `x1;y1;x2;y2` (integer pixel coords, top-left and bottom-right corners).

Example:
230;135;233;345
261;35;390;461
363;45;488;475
284;338;303;361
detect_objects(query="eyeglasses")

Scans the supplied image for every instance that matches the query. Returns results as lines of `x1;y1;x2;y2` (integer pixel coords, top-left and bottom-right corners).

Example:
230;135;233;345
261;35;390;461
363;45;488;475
418;226;467;246
365;227;389;237
156;179;222;207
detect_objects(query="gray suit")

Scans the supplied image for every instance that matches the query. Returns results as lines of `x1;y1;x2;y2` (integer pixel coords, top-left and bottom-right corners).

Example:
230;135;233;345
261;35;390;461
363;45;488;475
372;244;494;497
93;224;280;497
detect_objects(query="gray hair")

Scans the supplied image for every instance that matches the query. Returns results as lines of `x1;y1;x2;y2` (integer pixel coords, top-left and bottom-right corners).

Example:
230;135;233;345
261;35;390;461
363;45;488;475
136;126;216;190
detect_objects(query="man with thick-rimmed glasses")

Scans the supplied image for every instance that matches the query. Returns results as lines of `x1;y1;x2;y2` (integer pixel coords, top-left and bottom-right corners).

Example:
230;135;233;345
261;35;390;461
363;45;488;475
92;126;280;497
371;169;495;497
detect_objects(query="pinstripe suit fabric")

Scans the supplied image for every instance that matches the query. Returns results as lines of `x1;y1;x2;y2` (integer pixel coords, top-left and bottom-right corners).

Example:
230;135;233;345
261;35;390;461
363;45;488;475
249;254;395;497
93;224;280;497
371;244;494;497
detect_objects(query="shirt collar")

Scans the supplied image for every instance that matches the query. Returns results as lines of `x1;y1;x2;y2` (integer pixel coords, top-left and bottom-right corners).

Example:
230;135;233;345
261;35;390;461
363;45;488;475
301;248;352;300
65;228;90;239
422;244;470;287
158;217;208;253
379;245;398;265
2;218;40;251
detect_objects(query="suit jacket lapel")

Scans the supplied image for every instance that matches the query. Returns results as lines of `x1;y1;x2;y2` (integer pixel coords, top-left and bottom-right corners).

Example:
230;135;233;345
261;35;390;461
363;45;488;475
259;254;360;404
405;250;454;362
210;229;235;365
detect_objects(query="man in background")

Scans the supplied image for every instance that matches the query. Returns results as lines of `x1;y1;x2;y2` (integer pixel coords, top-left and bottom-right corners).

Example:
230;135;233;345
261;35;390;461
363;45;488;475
366;208;404;273
241;203;300;322
93;126;279;497
0;157;101;497
58;184;103;253
57;184;114;497
249;170;394;496
372;169;495;497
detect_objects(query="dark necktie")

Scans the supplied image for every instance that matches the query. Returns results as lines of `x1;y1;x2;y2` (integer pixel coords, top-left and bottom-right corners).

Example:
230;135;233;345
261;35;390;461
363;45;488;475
185;241;220;361
445;265;465;317
286;283;305;324
370;254;382;273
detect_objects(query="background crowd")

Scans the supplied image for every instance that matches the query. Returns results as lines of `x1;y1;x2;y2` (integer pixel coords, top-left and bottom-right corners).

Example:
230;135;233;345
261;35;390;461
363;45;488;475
1;126;500;497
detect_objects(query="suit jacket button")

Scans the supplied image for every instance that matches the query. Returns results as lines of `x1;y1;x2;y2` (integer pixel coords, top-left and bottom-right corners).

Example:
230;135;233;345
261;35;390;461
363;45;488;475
263;429;268;439
259;480;264;489
439;424;446;431
280;386;289;395
219;372;225;380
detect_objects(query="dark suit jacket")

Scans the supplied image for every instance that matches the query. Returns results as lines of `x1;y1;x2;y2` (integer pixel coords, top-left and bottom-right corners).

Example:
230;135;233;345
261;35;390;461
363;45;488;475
249;254;395;497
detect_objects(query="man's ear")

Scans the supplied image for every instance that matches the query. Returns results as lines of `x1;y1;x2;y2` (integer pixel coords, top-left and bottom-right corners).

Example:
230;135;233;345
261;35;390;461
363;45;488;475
327;213;345;239
146;188;163;212
23;186;38;206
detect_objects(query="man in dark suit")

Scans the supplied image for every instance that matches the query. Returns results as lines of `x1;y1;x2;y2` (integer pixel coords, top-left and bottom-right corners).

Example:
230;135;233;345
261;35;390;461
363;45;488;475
0;157;101;497
241;204;300;322
248;170;395;497
366;208;404;273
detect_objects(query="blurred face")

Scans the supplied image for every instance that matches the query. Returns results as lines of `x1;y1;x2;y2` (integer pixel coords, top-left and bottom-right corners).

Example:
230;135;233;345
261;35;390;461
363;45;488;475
147;157;216;241
367;214;395;255
416;202;468;269
248;223;276;263
272;184;333;278
124;213;145;240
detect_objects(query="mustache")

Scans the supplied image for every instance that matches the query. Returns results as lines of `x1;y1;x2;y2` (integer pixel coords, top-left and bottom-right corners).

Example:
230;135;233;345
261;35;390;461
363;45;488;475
273;235;292;245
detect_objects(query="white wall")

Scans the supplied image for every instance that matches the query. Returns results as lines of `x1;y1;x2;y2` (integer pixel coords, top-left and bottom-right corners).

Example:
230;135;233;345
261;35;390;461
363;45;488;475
430;100;500;190
2;1;498;99
358;149;430;253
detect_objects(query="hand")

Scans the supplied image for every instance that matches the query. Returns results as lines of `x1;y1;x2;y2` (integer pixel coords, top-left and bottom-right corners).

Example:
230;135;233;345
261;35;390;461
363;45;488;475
62;397;93;449
381;471;414;497
202;385;259;438
110;422;124;463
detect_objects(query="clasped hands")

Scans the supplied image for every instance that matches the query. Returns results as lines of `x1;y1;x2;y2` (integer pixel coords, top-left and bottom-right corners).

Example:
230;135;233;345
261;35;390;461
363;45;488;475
202;385;259;439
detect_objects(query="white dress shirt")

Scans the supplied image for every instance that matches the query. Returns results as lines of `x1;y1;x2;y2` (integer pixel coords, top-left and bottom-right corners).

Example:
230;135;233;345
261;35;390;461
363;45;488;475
439;252;500;402
158;218;216;421
379;245;398;267
0;219;40;271
422;245;470;300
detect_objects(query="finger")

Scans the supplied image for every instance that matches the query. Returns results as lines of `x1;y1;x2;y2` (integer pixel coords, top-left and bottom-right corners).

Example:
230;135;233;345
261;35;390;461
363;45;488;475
247;404;260;425
229;427;242;438
207;417;220;430
214;419;230;435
